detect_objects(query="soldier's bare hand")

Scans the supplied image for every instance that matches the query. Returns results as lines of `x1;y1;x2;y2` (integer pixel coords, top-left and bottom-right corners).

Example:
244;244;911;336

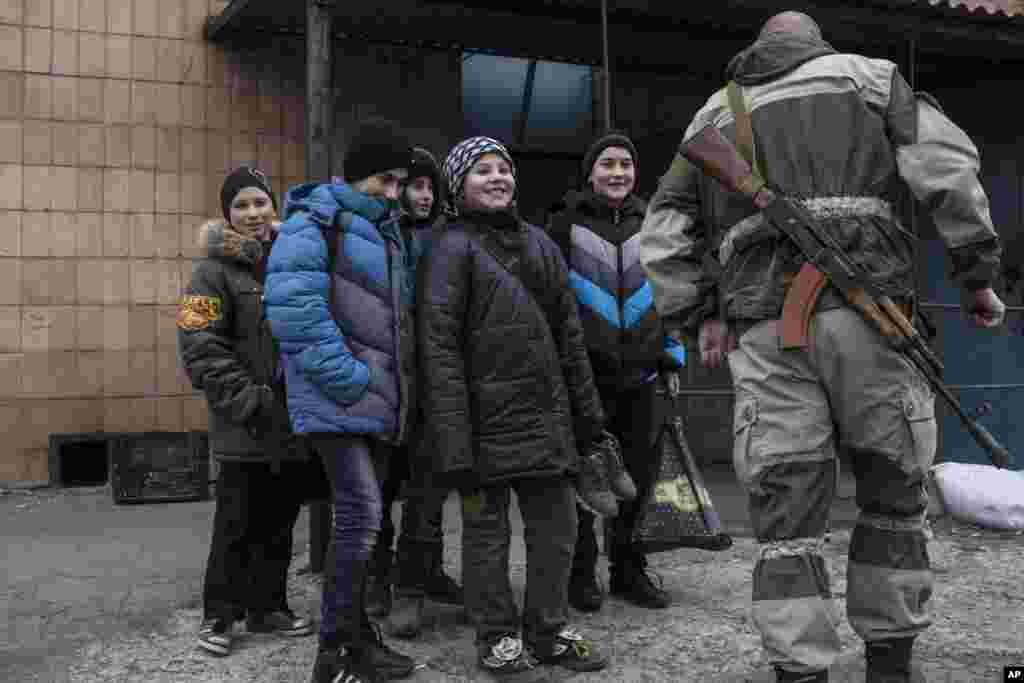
699;319;737;369
963;287;1005;329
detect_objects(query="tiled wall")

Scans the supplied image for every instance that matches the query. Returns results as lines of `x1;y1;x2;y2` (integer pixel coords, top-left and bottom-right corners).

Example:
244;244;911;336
0;0;308;482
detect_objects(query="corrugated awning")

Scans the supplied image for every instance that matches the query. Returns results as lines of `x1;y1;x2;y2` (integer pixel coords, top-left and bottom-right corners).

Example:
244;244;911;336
205;0;1024;64
927;0;1023;16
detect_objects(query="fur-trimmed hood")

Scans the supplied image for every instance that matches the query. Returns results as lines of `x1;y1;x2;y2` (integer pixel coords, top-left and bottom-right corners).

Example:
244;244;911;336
198;220;275;267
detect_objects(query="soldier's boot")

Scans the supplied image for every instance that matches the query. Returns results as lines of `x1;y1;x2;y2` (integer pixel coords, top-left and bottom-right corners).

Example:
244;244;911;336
866;638;926;683
774;666;828;683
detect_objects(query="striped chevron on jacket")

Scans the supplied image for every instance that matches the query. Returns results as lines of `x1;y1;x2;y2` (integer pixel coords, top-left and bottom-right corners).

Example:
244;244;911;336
548;190;683;389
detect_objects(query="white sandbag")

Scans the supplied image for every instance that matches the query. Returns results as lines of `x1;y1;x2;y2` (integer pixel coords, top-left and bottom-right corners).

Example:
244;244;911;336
928;462;1024;530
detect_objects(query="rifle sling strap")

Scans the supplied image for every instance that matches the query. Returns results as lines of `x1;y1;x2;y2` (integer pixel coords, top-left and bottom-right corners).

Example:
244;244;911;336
726;81;765;185
726;81;824;349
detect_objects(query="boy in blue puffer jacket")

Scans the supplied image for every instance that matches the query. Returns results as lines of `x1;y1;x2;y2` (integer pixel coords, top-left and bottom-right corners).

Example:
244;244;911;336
263;118;421;683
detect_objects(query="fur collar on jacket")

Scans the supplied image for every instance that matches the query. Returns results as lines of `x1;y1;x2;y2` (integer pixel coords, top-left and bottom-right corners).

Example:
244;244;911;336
198;220;274;267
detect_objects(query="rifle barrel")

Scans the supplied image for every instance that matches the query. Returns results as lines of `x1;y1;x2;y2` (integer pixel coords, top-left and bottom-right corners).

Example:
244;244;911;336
907;348;1011;468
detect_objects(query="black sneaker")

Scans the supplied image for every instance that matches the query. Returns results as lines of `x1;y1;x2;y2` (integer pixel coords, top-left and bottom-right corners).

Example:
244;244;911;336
309;646;380;683
361;621;415;679
609;559;671;609
478;635;544;681
423;568;463;605
568;572;603;612
197;617;232;656
533;626;608;672
246;609;315;637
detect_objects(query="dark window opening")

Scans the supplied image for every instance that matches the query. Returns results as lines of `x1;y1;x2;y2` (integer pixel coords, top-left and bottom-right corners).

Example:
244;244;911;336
55;440;109;487
462;51;595;223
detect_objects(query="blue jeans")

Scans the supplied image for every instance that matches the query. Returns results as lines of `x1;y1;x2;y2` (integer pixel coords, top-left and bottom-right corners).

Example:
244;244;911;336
309;434;388;646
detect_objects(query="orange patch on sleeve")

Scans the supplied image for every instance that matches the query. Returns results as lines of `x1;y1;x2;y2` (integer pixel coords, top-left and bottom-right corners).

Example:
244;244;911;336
177;295;224;331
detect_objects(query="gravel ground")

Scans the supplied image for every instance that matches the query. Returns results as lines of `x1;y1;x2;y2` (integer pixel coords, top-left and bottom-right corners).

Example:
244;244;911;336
60;516;1023;683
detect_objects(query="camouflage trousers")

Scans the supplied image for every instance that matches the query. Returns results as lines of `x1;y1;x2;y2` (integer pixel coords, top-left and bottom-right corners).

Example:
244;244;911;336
728;308;936;673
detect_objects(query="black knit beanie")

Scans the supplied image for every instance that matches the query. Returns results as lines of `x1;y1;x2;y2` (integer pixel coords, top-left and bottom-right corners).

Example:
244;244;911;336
343;118;414;184
221;166;277;222
580;131;639;187
401;147;446;221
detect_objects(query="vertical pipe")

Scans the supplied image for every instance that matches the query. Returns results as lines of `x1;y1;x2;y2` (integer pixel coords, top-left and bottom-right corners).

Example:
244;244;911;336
519;60;538;147
306;0;334;181
306;0;334;574
601;0;611;132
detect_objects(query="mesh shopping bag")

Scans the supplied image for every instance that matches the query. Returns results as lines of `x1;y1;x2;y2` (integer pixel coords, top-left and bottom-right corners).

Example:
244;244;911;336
633;373;733;553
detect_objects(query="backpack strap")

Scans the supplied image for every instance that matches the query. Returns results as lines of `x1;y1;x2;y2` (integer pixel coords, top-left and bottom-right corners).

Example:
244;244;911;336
319;211;347;315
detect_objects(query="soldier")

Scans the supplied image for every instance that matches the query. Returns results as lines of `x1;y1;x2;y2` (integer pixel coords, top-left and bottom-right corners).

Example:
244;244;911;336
639;11;1005;683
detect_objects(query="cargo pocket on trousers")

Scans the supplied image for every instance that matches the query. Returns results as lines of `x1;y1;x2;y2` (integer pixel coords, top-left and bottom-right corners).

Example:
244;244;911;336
733;393;759;491
902;378;937;476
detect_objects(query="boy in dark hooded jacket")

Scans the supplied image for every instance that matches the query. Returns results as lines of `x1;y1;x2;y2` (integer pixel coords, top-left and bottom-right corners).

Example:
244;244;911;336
367;147;464;639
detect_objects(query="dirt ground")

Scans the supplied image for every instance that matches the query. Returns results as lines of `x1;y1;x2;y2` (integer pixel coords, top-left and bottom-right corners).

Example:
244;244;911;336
60;515;1023;683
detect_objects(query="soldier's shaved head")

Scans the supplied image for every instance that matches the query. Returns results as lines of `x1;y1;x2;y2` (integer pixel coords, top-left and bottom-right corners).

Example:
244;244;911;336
759;11;822;39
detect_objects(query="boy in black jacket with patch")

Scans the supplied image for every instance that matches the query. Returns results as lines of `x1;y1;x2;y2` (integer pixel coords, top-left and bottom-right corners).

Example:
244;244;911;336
178;167;314;657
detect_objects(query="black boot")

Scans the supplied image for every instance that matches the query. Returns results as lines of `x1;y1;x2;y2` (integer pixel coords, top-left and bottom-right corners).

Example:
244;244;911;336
568;569;603;612
366;544;394;618
866;638;925;683
774;666;828;682
360;619;415;679
310;645;381;683
609;554;670;609
350;557;413;679
420;541;463;606
343;558;414;680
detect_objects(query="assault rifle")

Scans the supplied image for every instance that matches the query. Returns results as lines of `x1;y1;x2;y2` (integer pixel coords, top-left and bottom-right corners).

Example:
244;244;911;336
680;124;1010;469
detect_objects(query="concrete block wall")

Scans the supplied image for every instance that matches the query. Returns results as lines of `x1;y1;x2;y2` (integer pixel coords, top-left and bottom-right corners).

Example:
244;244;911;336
0;0;308;483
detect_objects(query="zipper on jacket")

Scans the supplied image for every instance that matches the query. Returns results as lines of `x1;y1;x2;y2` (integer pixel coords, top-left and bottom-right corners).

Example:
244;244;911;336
614;208;626;383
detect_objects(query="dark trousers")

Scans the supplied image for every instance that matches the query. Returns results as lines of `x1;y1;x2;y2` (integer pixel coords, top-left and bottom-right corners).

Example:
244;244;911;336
202;460;305;622
311;434;390;647
377;443;448;589
573;379;663;575
462;476;577;657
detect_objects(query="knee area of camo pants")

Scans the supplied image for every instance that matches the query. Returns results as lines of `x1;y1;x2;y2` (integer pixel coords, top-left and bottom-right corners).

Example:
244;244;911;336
847;448;934;644
748;460;843;672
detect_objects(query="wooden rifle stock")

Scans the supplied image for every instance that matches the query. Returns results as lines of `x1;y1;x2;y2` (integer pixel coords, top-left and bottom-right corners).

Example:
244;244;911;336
680;125;765;200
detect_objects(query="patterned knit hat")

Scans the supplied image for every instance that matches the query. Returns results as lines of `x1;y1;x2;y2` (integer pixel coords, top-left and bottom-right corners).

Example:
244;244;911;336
442;136;516;203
